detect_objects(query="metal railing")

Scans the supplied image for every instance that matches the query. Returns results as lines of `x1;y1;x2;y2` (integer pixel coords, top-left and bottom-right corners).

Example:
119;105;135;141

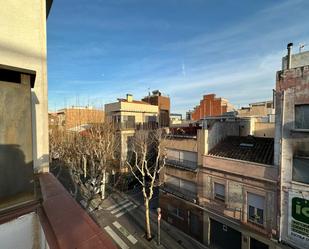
162;183;197;203
166;157;197;170
114;121;158;130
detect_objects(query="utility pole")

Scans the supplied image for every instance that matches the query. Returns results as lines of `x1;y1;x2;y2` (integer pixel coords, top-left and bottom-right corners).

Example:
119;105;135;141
157;207;161;246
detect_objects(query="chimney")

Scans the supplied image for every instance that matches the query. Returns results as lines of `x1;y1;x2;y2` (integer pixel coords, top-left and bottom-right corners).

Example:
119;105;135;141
126;94;133;102
287;42;293;69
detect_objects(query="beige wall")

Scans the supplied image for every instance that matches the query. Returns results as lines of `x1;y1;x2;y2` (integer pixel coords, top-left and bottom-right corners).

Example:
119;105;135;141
163;137;197;152
105;101;158;123
254;122;275;138
200;155;278;239
0;0;49;172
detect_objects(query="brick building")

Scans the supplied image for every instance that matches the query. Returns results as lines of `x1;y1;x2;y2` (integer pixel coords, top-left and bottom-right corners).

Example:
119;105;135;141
52;106;104;131
191;94;234;121
142;90;170;127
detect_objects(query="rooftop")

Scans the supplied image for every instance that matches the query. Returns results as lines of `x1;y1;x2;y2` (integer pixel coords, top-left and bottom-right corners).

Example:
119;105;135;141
117;98;151;105
208;136;274;165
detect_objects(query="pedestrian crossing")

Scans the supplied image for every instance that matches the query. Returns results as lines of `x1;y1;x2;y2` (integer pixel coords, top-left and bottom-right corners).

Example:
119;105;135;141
106;199;138;218
104;225;130;249
101;198;140;248
104;220;138;249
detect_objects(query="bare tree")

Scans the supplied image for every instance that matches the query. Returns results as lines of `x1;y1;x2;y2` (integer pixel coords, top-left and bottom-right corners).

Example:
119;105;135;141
50;122;119;205
125;128;167;240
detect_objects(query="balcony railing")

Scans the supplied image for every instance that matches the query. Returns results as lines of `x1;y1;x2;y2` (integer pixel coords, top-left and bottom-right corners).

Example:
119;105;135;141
114;121;158;130
166;157;197;171
162;183;197;203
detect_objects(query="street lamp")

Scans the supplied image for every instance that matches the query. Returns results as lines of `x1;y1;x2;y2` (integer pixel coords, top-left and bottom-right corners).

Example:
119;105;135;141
157;207;161;246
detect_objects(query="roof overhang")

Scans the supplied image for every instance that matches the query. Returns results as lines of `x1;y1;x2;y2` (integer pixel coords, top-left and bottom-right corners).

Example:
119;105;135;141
46;0;53;18
0;64;36;88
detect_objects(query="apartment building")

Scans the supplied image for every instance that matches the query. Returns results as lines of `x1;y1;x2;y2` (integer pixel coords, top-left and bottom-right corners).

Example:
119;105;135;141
0;1;116;248
276;44;309;249
238;101;274;118
160;114;281;249
105;94;159;163
200;120;278;249
191;94;235;121
50;106;104;131
237;100;276;138
160;125;204;242
142;90;170;127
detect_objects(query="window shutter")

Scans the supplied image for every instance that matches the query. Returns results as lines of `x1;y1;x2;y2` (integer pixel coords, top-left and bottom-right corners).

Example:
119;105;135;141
248;193;264;209
214;183;225;196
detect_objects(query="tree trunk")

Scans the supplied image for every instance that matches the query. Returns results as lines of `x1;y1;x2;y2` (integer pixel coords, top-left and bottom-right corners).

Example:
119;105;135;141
145;197;152;240
101;169;106;199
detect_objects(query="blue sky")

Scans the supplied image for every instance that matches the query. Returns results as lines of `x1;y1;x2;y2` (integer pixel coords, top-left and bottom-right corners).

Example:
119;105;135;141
47;0;309;114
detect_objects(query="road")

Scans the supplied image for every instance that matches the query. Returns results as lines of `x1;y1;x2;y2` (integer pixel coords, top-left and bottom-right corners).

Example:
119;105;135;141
90;187;208;249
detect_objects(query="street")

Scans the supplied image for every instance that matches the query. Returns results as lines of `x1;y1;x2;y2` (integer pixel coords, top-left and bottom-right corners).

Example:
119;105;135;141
90;187;208;249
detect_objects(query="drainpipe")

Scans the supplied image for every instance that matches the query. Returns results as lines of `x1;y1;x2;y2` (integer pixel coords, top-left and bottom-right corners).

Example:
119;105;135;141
287;43;293;69
278;90;285;243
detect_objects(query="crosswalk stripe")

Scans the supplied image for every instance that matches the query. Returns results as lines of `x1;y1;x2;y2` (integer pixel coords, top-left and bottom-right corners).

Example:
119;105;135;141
112;221;138;245
127;235;138;245
115;204;138;218
104;226;130;249
106;199;130;211
111;202;134;214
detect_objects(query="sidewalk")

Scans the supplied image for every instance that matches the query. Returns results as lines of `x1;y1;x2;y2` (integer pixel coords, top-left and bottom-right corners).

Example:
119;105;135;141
108;187;208;249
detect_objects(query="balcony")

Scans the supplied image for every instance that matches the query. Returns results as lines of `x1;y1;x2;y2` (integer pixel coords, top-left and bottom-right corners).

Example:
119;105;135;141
114;121;158;130
166;157;197;171
0;173;117;249
162;183;197;203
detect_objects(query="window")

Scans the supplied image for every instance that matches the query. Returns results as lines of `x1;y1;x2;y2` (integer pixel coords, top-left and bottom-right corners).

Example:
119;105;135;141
293;157;309;184
295;105;309;129
165;174;197;195
166;149;197;169
167;205;185;219
146;115;157;122
214;183;225;202
247;193;265;225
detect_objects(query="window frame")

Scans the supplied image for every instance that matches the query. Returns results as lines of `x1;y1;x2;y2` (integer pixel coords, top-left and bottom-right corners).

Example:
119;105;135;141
295;104;309;130
214;182;225;202
247;192;265;227
292;156;309;185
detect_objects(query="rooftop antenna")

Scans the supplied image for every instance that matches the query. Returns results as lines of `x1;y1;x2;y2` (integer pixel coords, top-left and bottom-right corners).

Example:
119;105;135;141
299;43;307;53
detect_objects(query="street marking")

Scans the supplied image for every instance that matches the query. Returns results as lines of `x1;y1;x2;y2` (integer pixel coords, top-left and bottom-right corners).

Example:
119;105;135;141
112;221;137;245
106;199;129;211
115;204;138;218
111;202;134;214
104;226;129;249
127;235;138;245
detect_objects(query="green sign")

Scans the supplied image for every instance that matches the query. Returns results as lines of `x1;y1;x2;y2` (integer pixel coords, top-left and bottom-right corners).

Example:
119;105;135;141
292;197;309;224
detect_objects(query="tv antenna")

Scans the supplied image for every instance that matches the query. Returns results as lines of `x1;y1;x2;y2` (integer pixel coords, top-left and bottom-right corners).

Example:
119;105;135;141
299;43;307;53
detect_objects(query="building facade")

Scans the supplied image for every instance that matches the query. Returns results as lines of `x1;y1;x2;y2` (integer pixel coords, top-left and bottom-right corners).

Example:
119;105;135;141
105;94;159;164
142;90;170;127
50;106;104;131
276;45;309;249
160;126;204;242
160;116;284;249
191;94;234;121
0;0;52;172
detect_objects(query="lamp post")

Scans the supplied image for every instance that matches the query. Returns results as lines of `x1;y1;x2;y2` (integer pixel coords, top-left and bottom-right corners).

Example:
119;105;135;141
157;207;161;246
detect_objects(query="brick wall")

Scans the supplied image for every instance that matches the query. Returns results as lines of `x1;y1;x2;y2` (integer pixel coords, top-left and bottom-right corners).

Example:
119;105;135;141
63;108;104;130
191;94;231;120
